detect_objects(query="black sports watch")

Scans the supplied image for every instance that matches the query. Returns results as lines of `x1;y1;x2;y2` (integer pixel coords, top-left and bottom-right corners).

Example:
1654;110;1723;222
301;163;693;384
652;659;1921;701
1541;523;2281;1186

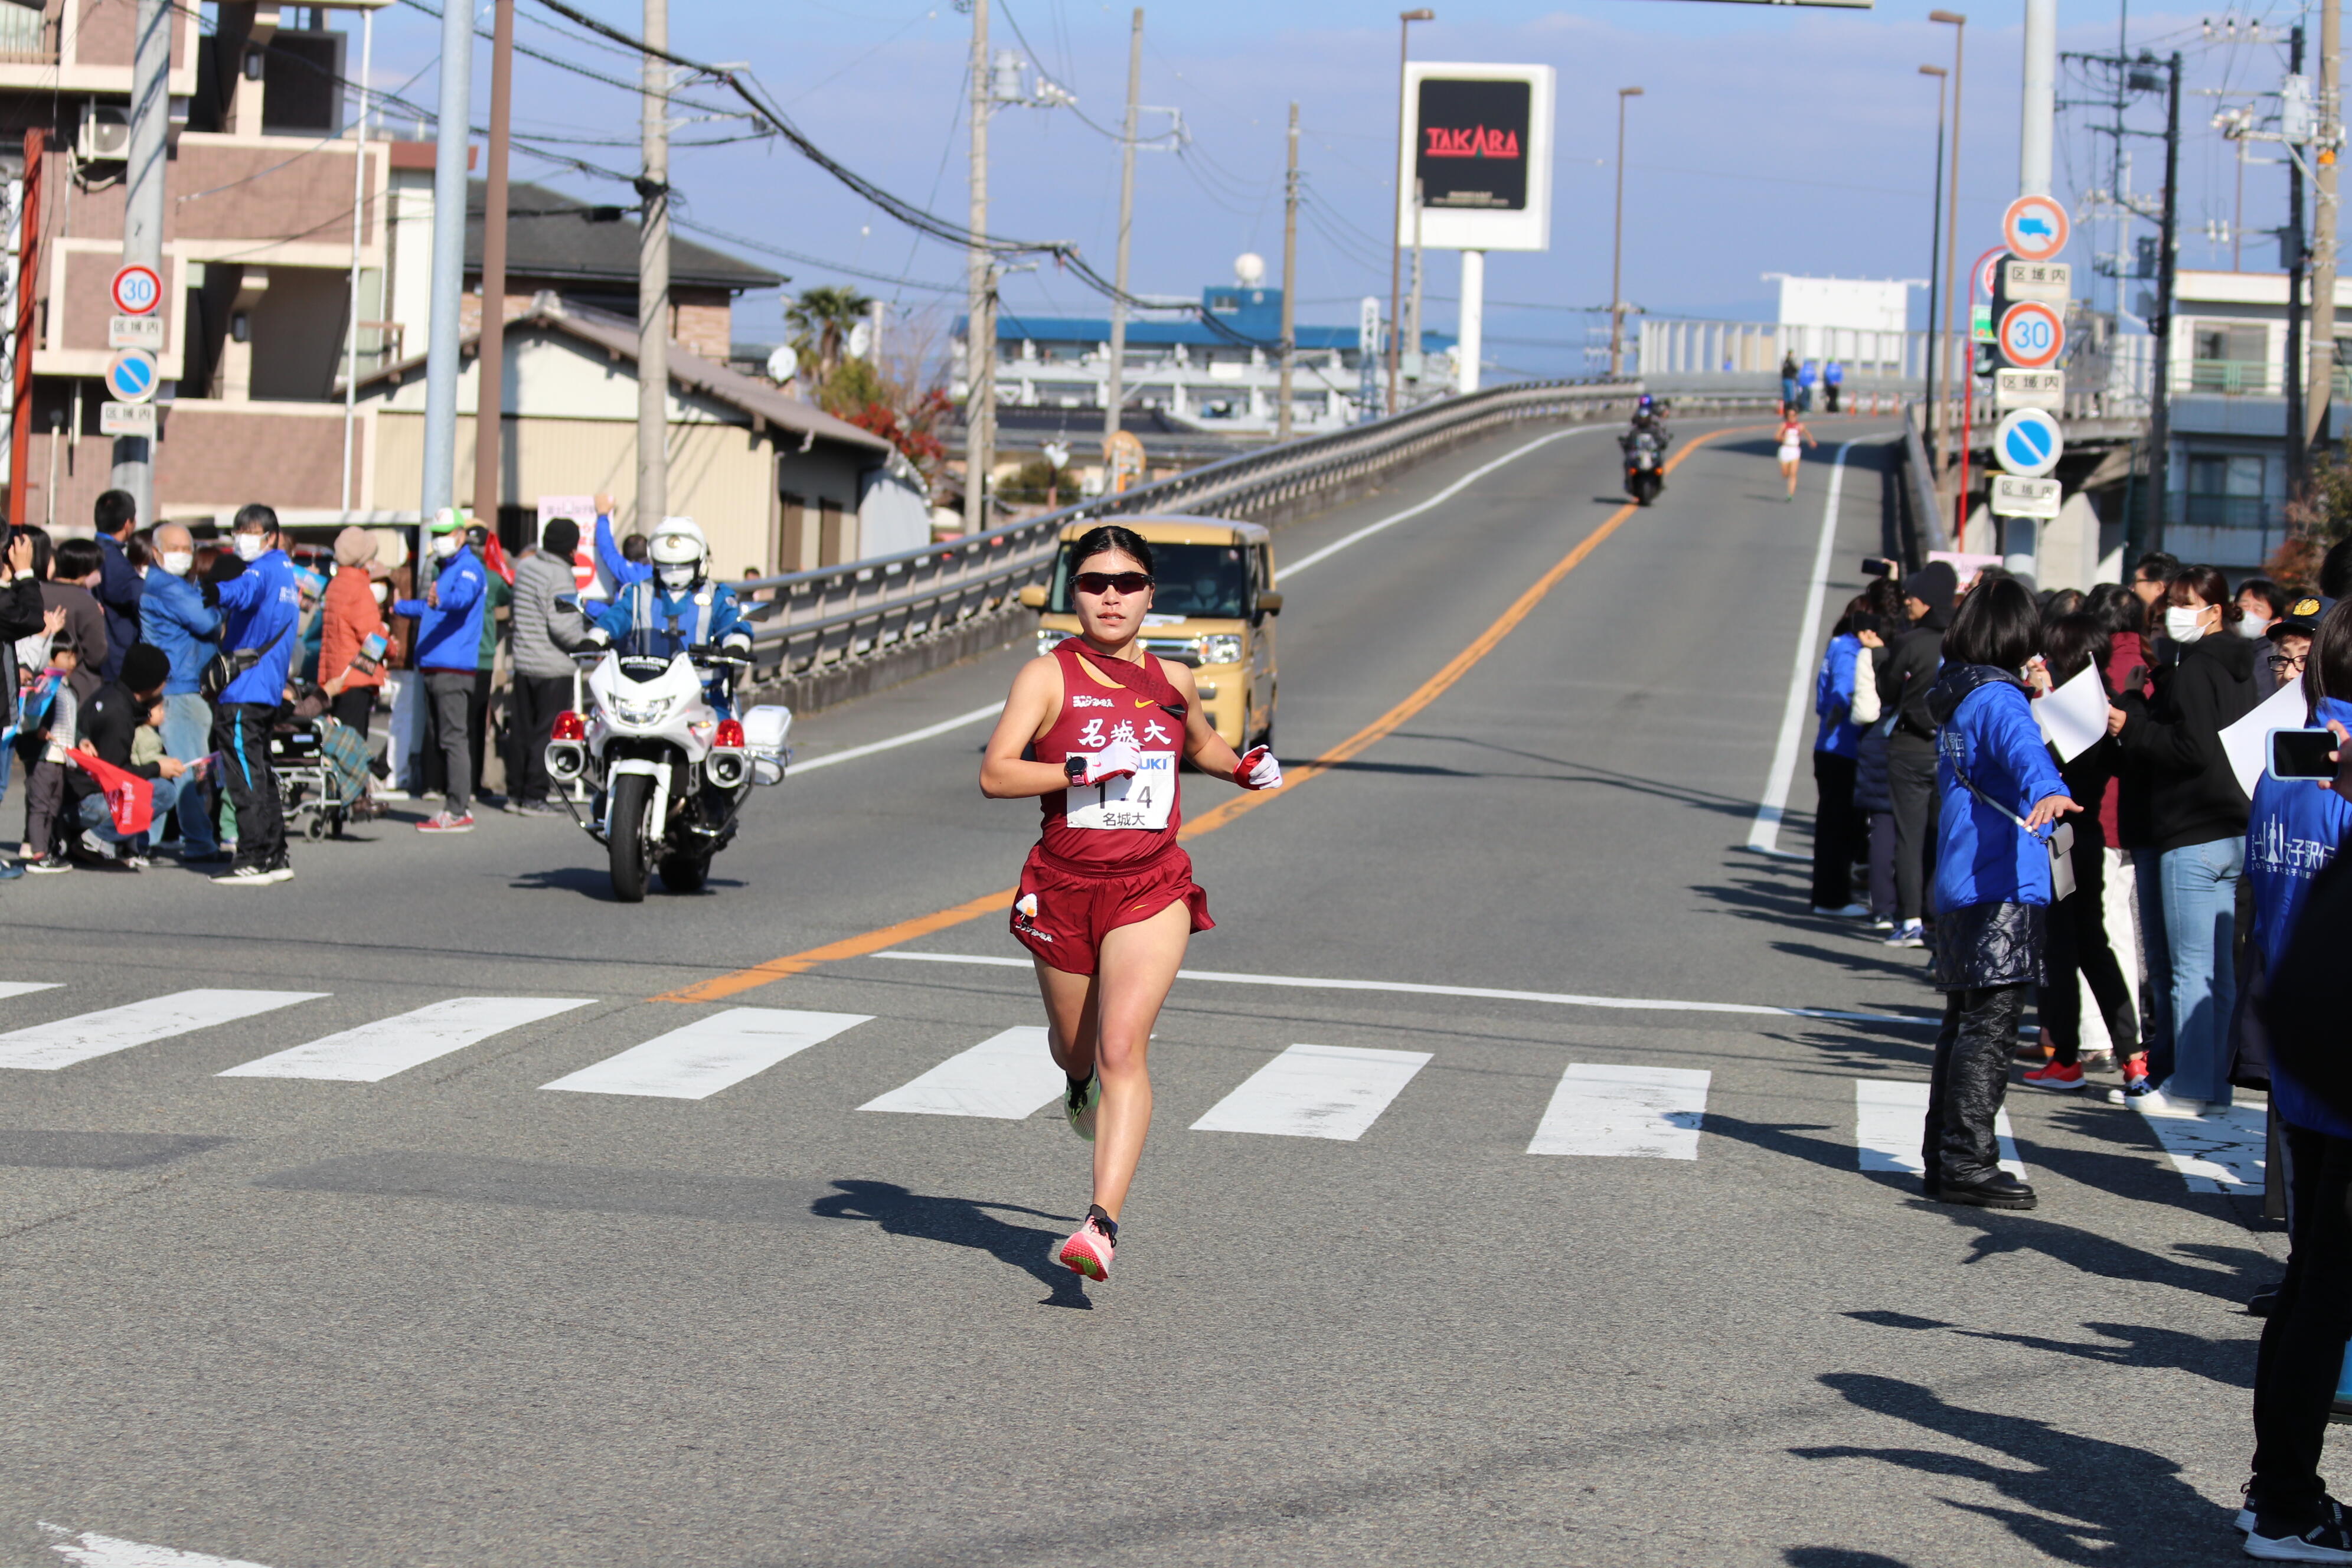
1064;754;1089;783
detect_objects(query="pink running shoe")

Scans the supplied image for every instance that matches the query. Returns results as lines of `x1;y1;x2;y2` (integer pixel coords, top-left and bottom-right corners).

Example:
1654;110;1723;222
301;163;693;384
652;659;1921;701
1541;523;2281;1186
1056;1210;1116;1282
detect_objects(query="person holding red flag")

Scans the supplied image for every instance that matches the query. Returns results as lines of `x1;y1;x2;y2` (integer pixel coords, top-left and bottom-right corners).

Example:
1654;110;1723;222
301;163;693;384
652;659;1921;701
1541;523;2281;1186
61;644;190;868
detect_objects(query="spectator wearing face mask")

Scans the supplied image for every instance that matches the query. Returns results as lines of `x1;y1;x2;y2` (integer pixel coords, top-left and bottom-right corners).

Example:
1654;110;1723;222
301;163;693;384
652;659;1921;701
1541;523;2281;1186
318;527;388;740
393;508;488;833
206;504;301;886
2110;564;2265;1109
88;489;143;684
2239;577;2293;643
1875;558;1959;950
138;523;223;862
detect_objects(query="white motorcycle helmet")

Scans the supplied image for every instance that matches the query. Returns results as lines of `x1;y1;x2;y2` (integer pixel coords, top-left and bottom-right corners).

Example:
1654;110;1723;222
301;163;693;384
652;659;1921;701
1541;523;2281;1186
647;515;708;592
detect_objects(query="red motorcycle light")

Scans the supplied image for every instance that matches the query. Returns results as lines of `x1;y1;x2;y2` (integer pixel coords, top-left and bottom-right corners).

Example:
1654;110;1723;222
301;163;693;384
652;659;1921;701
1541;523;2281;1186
714;718;745;749
552;710;586;741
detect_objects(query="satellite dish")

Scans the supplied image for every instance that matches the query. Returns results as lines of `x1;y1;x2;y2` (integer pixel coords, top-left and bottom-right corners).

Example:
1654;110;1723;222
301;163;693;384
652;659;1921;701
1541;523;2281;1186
765;344;798;384
1234;252;1266;286
847;321;873;361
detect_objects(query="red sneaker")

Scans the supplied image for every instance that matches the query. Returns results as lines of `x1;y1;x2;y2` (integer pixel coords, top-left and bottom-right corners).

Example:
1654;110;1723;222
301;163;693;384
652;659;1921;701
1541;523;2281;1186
2021;1060;2086;1091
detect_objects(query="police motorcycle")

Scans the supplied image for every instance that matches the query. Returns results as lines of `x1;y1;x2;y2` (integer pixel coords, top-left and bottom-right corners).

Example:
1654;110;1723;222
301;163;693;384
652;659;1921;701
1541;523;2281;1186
1620;394;1670;505
544;517;792;902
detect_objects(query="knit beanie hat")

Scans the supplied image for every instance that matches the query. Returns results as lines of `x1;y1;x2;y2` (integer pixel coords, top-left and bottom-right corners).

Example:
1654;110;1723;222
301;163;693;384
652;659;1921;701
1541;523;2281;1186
334;527;378;568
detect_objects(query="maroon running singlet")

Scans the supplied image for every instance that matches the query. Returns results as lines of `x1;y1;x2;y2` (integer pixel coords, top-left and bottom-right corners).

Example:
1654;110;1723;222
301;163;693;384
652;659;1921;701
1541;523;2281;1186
1010;639;1213;974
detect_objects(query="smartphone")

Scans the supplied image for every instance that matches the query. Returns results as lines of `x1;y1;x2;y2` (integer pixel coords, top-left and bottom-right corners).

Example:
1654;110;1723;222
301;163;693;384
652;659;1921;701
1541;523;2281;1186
1860;557;1897;580
2269;728;2340;782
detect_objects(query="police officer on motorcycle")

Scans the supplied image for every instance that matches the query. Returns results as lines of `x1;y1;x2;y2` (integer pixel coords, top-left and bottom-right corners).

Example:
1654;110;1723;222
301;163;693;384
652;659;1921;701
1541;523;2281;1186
583;517;754;714
1622;393;1670;454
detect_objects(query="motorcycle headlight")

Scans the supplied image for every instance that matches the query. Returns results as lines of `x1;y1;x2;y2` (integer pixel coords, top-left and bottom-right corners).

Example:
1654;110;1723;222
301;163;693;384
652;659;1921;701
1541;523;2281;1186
611;693;675;726
1195;633;1244;667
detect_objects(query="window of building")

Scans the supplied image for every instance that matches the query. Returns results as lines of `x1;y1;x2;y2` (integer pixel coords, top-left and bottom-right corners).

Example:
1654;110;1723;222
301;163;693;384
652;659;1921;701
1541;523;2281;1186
2187;453;2265;497
263;30;346;135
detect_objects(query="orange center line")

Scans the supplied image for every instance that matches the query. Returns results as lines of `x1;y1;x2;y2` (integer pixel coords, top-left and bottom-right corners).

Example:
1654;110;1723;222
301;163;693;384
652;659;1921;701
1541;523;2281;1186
653;424;1753;1005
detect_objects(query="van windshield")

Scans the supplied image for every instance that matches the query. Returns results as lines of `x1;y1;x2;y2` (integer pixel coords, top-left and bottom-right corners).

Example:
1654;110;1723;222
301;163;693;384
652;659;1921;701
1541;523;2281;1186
1050;541;1250;619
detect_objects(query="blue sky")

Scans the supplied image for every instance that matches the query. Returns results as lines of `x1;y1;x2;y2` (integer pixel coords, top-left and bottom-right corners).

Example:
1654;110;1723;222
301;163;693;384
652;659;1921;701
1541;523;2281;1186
353;0;2297;378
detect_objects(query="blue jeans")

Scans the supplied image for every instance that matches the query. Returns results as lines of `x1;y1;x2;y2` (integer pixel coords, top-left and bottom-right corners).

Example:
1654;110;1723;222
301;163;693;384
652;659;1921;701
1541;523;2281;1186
159;693;216;853
2160;837;2243;1106
77;775;182;846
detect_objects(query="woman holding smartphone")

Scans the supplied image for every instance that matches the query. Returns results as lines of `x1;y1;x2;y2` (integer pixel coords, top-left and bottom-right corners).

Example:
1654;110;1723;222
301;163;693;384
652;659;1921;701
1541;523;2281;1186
979;525;1282;1283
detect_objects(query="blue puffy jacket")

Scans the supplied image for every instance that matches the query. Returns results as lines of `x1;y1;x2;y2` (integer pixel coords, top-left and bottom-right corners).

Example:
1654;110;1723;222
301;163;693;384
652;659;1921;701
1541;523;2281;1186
2246;694;2352;1136
1928;663;2069;914
138;567;220;696
213;550;302;706
1813;633;1863;758
393;547;486;672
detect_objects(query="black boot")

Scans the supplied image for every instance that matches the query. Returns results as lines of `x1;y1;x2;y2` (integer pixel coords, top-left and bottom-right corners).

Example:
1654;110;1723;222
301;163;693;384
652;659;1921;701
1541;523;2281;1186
1935;1171;2037;1210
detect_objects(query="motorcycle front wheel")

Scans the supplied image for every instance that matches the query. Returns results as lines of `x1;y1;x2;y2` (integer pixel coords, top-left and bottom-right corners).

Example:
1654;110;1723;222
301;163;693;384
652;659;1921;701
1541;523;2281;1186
609;771;654;903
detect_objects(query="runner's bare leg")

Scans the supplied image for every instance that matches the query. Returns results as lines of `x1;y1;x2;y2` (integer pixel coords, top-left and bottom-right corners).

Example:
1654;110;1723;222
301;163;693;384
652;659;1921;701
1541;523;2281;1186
1033;899;1191;1220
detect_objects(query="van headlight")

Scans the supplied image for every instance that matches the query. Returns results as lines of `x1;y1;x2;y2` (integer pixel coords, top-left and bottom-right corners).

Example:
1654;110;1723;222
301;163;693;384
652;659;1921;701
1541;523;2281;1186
1195;633;1244;666
1035;629;1065;659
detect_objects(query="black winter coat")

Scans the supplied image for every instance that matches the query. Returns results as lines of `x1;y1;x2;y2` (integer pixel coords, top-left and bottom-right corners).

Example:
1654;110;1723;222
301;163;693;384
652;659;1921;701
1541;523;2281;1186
1875;604;1951;749
2116;632;2262;852
1854;717;1896;814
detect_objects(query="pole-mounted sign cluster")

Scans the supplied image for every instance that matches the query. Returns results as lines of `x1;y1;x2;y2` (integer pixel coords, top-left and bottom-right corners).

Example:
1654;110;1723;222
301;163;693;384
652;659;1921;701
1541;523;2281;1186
1984;193;2072;523
99;262;161;439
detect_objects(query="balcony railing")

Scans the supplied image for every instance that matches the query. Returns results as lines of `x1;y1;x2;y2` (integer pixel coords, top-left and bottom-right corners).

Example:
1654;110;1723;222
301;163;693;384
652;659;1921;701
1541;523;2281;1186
0;3;51;61
2186;359;2276;395
2169;494;2273;530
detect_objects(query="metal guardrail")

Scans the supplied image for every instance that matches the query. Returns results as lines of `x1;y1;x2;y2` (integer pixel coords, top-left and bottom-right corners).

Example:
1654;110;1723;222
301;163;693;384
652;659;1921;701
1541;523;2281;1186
1897;403;1948;567
736;377;1779;681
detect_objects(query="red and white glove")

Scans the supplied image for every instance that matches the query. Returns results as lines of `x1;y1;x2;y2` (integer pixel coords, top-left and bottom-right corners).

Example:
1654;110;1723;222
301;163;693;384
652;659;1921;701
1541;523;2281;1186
1072;738;1145;787
1233;745;1283;791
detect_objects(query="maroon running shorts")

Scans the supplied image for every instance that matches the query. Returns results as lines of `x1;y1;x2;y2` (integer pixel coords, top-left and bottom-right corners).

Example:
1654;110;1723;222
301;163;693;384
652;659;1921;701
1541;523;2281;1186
1009;844;1213;976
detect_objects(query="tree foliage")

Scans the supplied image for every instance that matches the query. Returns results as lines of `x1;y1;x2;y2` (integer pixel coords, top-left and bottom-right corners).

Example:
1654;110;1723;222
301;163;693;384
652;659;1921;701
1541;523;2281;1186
2269;454;2352;584
785;285;876;383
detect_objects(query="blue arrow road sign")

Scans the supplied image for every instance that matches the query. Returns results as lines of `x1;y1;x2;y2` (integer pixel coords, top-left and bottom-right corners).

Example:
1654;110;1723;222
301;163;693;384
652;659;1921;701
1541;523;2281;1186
1993;407;2063;477
104;350;155;403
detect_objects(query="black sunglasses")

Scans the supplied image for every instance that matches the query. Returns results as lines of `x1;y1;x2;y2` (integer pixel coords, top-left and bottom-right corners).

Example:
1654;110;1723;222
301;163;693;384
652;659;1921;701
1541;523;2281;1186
1073;571;1154;596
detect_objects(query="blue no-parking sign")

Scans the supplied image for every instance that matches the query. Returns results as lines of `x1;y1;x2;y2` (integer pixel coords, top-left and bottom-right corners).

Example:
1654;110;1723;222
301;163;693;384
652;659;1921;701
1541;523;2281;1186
104;349;156;404
1993;407;2063;478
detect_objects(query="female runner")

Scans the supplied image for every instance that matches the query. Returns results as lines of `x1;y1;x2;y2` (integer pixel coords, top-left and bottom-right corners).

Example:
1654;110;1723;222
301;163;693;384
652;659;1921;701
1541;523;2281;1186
979;525;1282;1282
1776;407;1817;502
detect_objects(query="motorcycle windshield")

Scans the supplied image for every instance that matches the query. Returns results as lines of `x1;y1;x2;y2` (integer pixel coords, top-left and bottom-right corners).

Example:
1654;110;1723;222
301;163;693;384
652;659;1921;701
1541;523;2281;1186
612;628;692;665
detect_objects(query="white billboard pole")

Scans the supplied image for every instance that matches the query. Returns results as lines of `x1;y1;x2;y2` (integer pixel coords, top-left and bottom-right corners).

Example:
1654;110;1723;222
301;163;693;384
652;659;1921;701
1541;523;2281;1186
1458;251;1484;393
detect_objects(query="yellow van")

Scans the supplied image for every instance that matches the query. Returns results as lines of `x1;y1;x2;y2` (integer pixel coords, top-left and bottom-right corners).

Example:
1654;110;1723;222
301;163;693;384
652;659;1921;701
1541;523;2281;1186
1017;515;1282;750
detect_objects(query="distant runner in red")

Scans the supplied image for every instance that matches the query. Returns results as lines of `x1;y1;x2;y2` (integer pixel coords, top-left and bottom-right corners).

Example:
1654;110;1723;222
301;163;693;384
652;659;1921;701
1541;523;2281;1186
980;524;1282;1283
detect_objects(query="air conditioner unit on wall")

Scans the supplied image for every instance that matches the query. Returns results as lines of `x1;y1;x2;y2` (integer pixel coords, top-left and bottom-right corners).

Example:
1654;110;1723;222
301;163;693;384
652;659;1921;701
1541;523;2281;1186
79;102;129;161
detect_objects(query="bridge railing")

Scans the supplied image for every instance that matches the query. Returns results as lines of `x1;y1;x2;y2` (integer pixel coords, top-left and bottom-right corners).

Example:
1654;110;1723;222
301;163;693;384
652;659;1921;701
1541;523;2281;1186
736;377;1781;688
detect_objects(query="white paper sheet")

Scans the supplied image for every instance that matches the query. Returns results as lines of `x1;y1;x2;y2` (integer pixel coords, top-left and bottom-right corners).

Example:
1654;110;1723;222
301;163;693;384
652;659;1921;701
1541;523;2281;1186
2219;680;2314;801
2034;664;2113;763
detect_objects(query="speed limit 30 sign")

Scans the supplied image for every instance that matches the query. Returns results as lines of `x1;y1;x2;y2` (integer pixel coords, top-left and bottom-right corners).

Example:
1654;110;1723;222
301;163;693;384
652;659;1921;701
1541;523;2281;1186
110;263;162;316
1997;300;2066;371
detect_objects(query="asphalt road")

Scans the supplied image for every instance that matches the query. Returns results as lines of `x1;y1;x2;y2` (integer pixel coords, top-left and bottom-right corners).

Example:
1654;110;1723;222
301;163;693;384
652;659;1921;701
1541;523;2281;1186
0;416;2280;1567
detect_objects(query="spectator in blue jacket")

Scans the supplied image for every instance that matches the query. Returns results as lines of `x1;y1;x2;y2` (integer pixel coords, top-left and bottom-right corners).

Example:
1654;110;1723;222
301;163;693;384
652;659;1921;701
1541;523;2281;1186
90;489;143;684
591;492;654;597
1809;595;1872;917
1920;576;2080;1212
393;508;488;833
206;504;300;886
139;522;222;861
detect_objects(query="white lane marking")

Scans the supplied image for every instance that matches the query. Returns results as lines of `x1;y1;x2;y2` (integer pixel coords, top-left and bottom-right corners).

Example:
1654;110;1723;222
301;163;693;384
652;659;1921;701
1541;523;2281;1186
1854;1079;2027;1179
218;997;596;1082
43;1523;273;1568
793;703;1002;774
1748;438;1859;859
1191;1043;1432;1141
861;1025;1067;1119
871;950;1942;1027
1528;1063;1711;1159
541;1007;871;1099
2134;1099;2266;1193
0;990;327;1072
1280;426;1598;579
785;424;1605;770
0;981;61;1000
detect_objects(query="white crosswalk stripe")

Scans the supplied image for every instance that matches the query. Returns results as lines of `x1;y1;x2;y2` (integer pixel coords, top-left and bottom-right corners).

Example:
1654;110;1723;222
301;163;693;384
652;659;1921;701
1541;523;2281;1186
1190;1043;1432;1141
861;1026;1067;1119
543;1008;871;1099
0;989;327;1072
1528;1063;1710;1158
1854;1079;2027;1180
218;997;596;1082
0;981;61;1002
2134;1100;2266;1193
42;1523;273;1568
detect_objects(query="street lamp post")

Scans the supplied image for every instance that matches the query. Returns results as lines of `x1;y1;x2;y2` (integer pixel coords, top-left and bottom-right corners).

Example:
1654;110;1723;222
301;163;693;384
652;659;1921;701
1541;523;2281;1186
1918;64;1947;470
1930;9;1966;476
1609;86;1643;378
1387;8;1433;416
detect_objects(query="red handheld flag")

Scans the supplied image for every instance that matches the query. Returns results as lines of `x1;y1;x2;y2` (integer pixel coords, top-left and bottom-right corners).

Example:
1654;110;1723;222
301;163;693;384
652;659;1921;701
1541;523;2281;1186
60;749;153;837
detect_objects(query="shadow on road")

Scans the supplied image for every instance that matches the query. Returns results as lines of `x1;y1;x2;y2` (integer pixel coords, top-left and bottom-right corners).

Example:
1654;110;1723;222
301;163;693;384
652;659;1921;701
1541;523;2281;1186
1792;1371;2222;1562
809;1178;1093;1311
1930;1205;2272;1306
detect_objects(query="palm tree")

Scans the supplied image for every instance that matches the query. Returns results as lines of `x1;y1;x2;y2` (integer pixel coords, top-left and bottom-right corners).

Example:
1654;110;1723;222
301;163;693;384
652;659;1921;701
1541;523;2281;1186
786;285;875;382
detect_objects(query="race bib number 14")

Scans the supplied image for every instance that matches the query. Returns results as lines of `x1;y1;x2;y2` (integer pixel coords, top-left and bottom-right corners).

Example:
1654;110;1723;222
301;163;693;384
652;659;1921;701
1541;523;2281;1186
1066;752;1177;831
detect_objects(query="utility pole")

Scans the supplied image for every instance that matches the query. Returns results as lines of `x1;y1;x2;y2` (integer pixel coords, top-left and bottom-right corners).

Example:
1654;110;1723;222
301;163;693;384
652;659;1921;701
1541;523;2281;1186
963;0;992;535
2148;51;2183;553
1931;10;1965;465
1919;64;1946;471
1103;7;1142;440
1609;86;1642;378
2309;0;2341;456
1277;102;1298;442
1387;8;1432;416
418;0;475;529
1406;182;1423;389
339;1;378;512
2019;0;2054;195
8;129;43;534
2290;23;2309;497
111;0;168;521
472;0;515;534
635;0;670;533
